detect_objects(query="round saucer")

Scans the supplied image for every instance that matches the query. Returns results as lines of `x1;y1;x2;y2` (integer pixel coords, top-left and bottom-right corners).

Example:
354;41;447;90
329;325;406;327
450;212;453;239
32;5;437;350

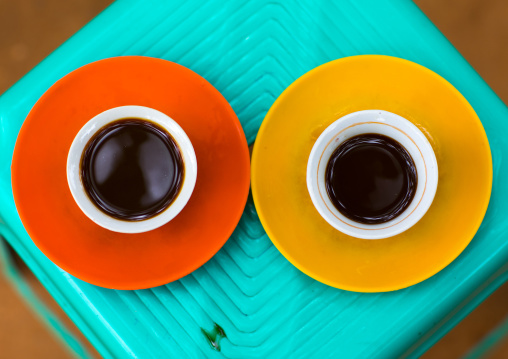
251;55;492;292
12;56;250;290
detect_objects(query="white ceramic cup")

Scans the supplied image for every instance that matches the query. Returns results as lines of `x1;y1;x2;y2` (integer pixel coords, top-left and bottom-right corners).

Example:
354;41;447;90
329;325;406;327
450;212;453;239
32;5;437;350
67;105;197;234
307;110;438;240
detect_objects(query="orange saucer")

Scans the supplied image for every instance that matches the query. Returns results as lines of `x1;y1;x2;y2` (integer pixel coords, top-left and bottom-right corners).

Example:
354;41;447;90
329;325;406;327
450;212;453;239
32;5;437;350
12;56;250;290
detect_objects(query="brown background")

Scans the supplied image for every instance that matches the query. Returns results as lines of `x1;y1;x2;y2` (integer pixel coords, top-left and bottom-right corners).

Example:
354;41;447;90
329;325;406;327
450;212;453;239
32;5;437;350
0;0;507;358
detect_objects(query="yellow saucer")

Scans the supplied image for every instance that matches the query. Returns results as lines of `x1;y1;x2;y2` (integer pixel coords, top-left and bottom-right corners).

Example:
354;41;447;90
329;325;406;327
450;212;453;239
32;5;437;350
251;55;492;292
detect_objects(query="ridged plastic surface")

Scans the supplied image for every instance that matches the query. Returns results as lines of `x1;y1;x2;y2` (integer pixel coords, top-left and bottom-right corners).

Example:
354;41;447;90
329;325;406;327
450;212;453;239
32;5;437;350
0;0;507;358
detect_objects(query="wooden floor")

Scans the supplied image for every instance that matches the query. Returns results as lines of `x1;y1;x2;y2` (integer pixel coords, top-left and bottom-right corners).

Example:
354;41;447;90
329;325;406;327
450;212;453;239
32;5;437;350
0;0;507;357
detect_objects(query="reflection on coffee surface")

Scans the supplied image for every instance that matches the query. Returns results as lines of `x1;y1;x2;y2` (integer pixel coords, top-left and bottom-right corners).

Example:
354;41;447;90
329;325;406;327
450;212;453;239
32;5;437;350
81;119;184;221
325;133;417;224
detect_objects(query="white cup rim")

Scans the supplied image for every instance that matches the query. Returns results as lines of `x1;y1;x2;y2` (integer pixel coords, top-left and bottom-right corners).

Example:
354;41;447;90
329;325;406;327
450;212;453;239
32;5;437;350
307;110;438;239
67;105;197;233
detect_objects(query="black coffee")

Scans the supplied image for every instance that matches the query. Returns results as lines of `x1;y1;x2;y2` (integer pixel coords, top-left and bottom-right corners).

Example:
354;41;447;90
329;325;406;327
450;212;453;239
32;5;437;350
81;119;184;221
325;133;417;224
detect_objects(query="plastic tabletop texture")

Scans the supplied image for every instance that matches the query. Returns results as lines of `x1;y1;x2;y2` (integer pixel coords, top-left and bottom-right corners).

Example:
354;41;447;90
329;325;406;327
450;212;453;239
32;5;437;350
0;0;507;358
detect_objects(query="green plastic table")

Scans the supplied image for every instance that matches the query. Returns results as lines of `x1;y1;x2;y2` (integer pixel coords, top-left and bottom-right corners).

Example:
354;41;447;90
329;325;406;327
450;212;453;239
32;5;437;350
1;0;507;358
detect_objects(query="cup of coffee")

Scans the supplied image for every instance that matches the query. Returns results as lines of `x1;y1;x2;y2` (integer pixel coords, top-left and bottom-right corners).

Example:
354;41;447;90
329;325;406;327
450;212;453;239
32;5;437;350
307;110;438;240
67;105;197;233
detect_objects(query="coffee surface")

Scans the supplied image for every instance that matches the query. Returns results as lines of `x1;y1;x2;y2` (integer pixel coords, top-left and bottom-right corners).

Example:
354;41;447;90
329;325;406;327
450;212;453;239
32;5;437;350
325;133;417;224
81;119;184;221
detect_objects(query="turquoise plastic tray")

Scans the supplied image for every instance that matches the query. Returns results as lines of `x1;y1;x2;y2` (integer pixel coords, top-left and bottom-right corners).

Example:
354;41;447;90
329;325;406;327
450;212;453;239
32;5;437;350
1;0;507;358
